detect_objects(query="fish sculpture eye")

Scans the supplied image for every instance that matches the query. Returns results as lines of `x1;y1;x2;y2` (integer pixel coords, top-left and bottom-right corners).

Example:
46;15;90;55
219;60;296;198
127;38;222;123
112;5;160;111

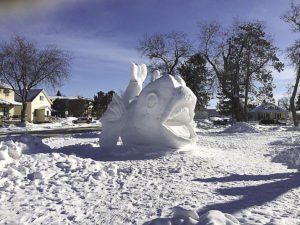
146;93;158;108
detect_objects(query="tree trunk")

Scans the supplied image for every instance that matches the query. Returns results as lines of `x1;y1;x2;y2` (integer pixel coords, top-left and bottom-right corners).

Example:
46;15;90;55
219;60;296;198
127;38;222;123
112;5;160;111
21;102;27;123
290;66;300;127
244;53;251;122
233;97;245;122
244;76;250;122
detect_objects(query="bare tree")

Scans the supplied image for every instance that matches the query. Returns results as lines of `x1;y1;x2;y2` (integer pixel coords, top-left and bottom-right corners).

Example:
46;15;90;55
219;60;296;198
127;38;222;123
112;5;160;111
198;20;283;121
137;31;192;75
0;36;71;122
199;21;245;121
282;2;300;126
278;96;290;110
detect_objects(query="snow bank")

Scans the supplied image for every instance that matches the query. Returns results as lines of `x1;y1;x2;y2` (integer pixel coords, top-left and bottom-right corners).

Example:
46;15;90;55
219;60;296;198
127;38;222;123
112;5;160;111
0;134;50;166
271;137;300;146
0;140;25;161
195;119;214;130
13;134;50;154
272;137;300;169
145;206;239;225
0;140;26;170
223;122;259;133
60;117;77;125
286;126;300;131
273;148;300;169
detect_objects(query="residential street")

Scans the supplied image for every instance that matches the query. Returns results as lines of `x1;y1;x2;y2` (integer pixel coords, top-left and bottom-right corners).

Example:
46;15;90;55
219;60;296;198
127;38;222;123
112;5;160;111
0;125;101;137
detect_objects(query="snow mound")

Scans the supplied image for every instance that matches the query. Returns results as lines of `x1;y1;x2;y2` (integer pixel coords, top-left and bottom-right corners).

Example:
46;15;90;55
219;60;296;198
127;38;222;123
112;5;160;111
271;137;300;146
272;136;300;169
145;206;239;225
0;134;50;165
0;140;25;161
0;140;26;169
286;126;300;131
13;134;51;154
223;122;259;133
195;119;213;129
273;148;300;169
0;134;52;167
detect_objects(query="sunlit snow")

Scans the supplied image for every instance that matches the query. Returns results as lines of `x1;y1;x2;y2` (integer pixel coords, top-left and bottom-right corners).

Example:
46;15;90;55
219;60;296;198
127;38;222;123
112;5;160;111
0;121;300;224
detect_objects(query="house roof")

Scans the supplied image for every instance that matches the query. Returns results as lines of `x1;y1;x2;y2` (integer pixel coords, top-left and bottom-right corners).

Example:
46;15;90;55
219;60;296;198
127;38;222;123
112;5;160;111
50;96;93;101
0;99;22;106
15;89;43;102
249;103;288;113
0;82;12;89
15;89;51;103
36;106;51;110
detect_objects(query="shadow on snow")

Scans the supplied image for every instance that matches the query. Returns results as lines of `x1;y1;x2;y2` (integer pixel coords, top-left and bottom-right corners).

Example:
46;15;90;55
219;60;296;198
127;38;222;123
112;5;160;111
25;142;174;162
55;144;174;161
193;172;300;214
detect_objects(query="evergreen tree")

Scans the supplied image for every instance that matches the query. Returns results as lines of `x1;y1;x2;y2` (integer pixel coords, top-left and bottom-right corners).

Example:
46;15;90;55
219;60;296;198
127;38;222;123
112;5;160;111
56;90;62;96
178;53;212;111
216;90;233;116
93;90;114;118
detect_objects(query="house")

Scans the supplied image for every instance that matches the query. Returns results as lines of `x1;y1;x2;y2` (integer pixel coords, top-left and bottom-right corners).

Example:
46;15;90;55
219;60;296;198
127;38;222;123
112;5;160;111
0;82;22;119
50;96;93;118
14;89;52;123
248;103;289;122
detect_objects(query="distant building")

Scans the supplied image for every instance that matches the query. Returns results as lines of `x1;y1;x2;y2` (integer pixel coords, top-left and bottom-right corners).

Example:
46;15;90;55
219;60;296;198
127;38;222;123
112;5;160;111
0;83;22;119
50;96;93;118
248;103;288;122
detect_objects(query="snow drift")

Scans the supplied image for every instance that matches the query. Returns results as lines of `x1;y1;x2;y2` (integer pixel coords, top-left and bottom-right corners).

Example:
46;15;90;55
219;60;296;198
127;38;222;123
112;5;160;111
223;122;259;133
144;206;239;225
272;137;300;169
0;134;51;167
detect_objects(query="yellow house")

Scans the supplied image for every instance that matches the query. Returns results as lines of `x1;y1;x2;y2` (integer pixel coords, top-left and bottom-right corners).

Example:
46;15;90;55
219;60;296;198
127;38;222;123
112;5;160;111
0;83;22;119
248;103;289;122
14;89;52;123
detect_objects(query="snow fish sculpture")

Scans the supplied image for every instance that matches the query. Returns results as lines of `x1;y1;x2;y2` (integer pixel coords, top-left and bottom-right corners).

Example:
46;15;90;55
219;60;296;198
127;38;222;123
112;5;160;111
100;63;197;149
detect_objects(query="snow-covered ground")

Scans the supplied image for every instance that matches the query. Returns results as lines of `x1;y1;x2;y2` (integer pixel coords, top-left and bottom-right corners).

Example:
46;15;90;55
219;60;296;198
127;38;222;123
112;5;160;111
0;122;300;224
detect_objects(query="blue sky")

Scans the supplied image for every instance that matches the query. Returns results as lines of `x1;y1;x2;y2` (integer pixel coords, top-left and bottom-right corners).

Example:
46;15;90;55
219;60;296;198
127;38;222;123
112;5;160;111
0;0;298;107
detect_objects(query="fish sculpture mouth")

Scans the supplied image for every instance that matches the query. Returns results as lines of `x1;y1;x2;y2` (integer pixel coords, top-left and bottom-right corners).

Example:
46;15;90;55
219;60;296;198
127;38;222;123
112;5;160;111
162;103;196;143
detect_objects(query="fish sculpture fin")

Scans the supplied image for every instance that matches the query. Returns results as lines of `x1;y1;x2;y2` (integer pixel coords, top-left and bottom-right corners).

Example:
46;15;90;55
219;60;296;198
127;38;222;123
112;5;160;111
174;75;186;86
151;70;161;82
123;63;147;107
100;93;125;149
102;93;125;122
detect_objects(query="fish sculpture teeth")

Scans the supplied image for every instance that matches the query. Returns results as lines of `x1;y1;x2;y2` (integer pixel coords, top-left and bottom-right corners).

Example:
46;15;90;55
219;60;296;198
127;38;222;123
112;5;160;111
100;63;198;149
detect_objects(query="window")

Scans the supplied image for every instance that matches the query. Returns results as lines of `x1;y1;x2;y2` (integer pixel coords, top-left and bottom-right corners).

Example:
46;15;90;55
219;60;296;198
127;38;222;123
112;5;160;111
4;89;9;97
40;96;44;101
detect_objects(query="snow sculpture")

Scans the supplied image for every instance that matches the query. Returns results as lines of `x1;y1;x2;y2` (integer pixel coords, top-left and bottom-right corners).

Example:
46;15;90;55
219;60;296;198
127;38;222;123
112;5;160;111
100;63;197;149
